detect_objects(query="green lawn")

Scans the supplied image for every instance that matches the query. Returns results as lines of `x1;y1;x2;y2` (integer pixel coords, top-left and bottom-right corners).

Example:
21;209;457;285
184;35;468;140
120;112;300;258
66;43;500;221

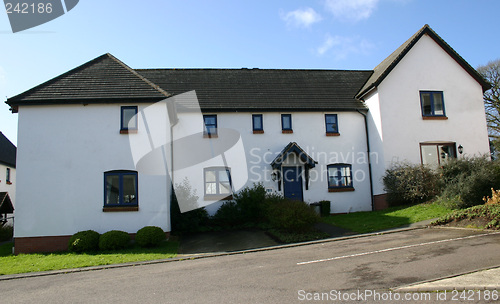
322;202;452;234
0;241;178;276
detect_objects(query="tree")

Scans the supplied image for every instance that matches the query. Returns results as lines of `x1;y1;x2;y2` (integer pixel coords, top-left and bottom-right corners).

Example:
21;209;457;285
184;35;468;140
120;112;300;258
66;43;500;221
477;59;500;152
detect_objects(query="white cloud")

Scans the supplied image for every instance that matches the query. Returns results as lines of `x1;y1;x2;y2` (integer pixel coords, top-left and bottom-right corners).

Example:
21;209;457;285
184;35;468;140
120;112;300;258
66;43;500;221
316;34;375;59
280;7;322;28
324;0;379;22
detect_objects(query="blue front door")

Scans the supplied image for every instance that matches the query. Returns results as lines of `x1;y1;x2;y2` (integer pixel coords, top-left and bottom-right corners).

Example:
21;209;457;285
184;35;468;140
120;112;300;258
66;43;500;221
283;167;303;201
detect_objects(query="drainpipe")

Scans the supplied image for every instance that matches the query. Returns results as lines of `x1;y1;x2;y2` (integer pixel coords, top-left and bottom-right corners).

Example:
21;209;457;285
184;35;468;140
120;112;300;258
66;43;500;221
356;109;375;211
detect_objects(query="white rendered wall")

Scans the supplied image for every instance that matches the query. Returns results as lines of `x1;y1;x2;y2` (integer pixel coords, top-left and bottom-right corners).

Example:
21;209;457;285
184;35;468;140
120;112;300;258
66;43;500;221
0;163;15;204
176;111;373;214
14;104;170;238
367;34;490;195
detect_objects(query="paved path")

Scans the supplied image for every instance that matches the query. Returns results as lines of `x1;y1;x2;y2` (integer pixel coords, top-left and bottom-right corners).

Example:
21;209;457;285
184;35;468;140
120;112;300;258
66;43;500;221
1;227;499;303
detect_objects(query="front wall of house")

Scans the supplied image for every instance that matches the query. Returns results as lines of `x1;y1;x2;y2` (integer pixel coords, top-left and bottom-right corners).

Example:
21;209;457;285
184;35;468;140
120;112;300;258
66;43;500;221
0;163;15;204
14;104;170;239
375;34;489;190
176;111;373;214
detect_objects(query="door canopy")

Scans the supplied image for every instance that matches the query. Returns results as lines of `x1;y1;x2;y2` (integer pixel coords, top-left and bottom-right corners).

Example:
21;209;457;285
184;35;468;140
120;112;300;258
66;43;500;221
270;142;317;170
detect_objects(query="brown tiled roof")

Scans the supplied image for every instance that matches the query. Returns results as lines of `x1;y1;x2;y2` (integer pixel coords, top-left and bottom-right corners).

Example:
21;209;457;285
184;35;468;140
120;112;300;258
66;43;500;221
136;68;372;112
0;132;16;168
6;53;169;109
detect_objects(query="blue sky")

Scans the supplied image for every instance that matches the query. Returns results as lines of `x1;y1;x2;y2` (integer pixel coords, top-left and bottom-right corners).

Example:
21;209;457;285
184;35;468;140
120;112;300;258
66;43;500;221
1;0;499;144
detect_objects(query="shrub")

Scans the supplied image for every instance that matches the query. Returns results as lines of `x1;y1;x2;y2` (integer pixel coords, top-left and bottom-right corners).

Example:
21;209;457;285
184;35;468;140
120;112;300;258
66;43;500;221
212;183;268;229
171;179;209;234
232;183;267;223
0;225;13;242
383;162;441;206
266;197;320;232
440;156;500;208
99;230;130;251
483;188;500;205
68;230;100;252
212;201;242;227
135;226;166;247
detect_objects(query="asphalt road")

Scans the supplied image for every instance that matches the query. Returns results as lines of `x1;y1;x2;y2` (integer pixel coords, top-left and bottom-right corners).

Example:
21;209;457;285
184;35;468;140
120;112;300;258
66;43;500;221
1;227;499;303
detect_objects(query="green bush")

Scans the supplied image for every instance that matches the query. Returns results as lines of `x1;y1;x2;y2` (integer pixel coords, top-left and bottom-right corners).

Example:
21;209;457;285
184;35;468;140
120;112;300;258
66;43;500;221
99;230;130;251
440;156;500;208
135;226;166;247
0;225;13;242
232;183;266;223
68;230;100;252
212;201;242;227
383;162;442;206
266;198;320;232
212;183;268;229
171;179;210;234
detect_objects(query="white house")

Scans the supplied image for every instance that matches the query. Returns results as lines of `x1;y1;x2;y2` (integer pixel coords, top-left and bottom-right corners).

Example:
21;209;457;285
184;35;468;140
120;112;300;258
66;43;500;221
0;131;16;226
5;25;490;253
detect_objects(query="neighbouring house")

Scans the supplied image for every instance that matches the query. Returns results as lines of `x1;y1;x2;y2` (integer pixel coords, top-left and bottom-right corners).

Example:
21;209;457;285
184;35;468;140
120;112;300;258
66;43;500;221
0;131;16;226
5;25;490;253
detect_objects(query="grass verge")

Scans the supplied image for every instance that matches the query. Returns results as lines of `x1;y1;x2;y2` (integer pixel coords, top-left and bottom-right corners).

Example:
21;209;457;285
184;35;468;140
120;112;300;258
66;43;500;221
322;202;452;234
431;204;500;229
0;241;178;276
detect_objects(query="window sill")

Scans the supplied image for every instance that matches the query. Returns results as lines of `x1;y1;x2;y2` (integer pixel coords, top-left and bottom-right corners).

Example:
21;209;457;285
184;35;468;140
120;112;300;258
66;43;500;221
282;130;293;134
253;130;264;134
204;194;233;201
120;129;138;134
103;206;139;212
422;116;448;120
203;134;218;138
328;187;354;192
326;132;340;137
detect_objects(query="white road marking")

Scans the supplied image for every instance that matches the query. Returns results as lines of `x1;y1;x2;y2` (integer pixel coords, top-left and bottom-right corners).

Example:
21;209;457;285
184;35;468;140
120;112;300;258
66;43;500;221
297;231;500;266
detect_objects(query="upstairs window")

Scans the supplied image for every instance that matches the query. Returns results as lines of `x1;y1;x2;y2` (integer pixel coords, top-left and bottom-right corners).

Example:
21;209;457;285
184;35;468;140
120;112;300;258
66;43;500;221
420;91;446;118
281;114;292;133
252;114;264;133
120;106;138;134
204;167;232;199
104;170;138;208
203;115;218;137
327;164;353;191
325;114;339;135
6;168;11;184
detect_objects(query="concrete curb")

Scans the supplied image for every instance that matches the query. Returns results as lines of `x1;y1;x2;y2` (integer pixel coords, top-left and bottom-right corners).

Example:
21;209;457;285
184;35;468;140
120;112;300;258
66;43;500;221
0;225;430;281
392;265;500;292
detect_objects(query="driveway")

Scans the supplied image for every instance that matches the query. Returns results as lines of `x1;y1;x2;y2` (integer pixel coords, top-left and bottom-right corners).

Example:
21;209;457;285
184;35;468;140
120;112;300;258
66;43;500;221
1;227;499;303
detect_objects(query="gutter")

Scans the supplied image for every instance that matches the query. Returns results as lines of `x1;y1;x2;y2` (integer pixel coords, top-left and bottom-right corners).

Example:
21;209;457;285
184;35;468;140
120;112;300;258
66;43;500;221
356;109;375;211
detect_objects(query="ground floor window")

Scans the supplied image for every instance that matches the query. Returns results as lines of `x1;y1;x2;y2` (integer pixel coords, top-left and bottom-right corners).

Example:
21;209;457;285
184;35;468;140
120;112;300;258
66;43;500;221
420;142;456;167
104;170;138;207
327;164;353;189
204;167;232;199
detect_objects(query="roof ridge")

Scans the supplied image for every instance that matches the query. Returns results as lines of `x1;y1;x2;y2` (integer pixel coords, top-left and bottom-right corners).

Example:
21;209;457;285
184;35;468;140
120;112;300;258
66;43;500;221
135;68;373;72
105;54;171;98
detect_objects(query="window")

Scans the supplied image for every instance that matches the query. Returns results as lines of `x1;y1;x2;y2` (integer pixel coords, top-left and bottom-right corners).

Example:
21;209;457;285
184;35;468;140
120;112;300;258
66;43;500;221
325;114;339;135
6;168;11;184
420;91;446;117
204;167;232;199
281;114;292;133
252;114;263;133
203;115;217;137
104;171;138;208
120;106;138;134
420;143;456;168
327;164;353;191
